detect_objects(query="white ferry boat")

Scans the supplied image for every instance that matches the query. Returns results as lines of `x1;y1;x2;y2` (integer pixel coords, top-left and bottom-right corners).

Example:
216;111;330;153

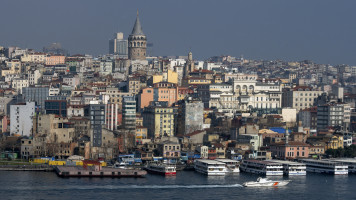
240;160;283;176
215;159;240;173
329;159;356;173
144;162;176;176
271;160;306;176
194;159;226;176
299;159;348;175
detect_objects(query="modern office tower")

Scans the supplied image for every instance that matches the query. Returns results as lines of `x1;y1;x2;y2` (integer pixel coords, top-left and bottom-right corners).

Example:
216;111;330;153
90;104;106;147
122;96;136;130
109;32;128;58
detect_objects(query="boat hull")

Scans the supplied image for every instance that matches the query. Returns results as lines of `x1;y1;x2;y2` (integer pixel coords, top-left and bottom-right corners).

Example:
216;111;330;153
145;168;176;176
243;181;290;187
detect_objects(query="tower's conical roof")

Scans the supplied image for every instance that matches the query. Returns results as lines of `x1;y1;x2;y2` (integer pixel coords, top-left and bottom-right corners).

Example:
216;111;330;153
131;10;144;35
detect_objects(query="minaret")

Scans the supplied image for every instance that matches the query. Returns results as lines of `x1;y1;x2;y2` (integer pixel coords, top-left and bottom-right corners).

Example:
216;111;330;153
128;10;147;60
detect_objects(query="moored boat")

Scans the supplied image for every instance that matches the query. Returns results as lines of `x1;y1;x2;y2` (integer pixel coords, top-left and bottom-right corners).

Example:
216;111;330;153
215;159;240;173
299;159;348;175
243;177;290;187
144;162;176;176
240;160;283;176
194;159;226;176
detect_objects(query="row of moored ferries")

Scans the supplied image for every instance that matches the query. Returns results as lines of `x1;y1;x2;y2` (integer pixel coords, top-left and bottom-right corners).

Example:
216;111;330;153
194;158;356;176
125;158;356;176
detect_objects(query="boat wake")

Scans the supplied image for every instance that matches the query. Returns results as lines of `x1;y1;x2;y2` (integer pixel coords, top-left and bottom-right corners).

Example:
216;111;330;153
110;184;244;189
4;184;243;191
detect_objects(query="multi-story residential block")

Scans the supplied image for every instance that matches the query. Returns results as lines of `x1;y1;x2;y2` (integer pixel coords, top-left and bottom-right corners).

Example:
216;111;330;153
104;87;131;111
90;103;106;147
128;76;146;95
99;57;114;76
2;59;21;76
12;78;29;94
138;82;177;109
298;107;318;130
67;105;86;118
63;75;80;87
177;97;204;135
28;69;41;85
122;96;136;130
10;102;35;136
21;138;33;159
236;134;262;151
317;103;351;132
135;126;148;144
21;52;47;64
142;101;175;138
45;55;65;65
105;103;120;131
282;86;323;112
159;141;181;159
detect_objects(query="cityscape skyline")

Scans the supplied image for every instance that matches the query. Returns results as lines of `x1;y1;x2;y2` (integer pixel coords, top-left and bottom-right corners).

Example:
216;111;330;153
1;0;356;65
1;1;356;198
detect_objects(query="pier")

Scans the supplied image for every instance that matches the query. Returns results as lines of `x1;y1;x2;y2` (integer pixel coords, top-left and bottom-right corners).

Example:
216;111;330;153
55;165;147;178
0;165;54;171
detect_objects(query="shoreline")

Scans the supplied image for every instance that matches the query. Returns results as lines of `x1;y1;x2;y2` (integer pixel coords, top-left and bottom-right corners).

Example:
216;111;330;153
0;165;54;171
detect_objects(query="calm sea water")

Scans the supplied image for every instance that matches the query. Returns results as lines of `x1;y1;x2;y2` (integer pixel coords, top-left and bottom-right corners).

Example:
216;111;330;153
0;171;355;200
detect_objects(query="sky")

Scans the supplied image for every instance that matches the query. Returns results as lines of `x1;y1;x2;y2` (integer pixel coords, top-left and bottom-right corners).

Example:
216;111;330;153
1;0;356;65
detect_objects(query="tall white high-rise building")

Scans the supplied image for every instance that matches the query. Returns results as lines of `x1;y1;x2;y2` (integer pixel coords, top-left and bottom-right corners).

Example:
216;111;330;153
109;32;128;58
10;102;35;136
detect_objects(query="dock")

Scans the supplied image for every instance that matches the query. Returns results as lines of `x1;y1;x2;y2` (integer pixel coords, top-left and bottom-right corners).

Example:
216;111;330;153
55;166;147;177
0;165;54;171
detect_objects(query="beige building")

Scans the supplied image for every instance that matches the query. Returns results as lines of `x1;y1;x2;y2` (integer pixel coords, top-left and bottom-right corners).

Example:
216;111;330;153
2;59;21;76
21;52;47;64
37;114;75;144
12;78;29;94
282;86;323;112
142;102;175;138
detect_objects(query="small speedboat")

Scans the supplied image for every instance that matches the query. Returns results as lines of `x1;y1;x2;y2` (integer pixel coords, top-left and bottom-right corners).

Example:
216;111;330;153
243;177;290;187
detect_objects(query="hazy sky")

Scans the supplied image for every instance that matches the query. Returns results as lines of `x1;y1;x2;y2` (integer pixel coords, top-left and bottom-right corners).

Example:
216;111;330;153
1;0;356;65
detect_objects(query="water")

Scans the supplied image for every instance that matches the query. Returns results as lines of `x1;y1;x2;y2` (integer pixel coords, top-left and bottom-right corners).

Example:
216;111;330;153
0;171;355;200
